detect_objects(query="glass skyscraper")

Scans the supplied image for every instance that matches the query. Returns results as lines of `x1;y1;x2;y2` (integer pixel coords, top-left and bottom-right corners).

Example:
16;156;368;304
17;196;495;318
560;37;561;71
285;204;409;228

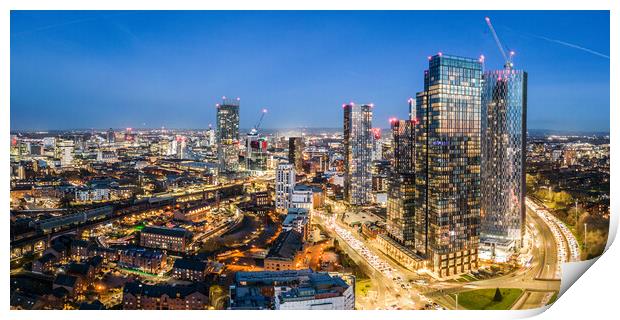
415;54;482;278
343;103;373;205
480;68;527;256
216;97;240;173
386;119;416;247
288;137;304;172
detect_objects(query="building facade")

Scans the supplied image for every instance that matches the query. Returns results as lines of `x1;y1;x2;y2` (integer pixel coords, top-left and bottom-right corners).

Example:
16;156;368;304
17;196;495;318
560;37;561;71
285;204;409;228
386;119;417;247
343;103;373;205
291;184;314;213
415;54;482;278
288;137;304;172
216;97;240;173
229;270;354;310
480;68;528;260
140;226;191;252
123;282;209;310
275;163;296;213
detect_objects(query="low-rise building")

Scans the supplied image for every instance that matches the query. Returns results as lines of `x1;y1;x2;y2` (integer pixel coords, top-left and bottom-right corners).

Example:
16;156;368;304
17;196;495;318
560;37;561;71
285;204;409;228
140;226;191;252
377;234;425;272
32;253;57;274
264;230;305;271
291;184;313;213
282;208;310;240
229;269;354;310
172;258;207;282
53;274;86;298
118;247;167;274
273;272;354;310
122;281;209;310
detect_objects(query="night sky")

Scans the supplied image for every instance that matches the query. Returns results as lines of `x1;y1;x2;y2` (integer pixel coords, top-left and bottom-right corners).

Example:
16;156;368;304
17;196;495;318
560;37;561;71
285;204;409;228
10;11;610;132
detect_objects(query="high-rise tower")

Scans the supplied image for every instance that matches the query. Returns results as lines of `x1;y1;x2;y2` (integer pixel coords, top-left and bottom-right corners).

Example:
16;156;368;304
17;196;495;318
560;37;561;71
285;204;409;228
216;97;240;173
415;54;482;278
386;118;417;247
288;137;304;172
343;103;373;205
480;68;527;258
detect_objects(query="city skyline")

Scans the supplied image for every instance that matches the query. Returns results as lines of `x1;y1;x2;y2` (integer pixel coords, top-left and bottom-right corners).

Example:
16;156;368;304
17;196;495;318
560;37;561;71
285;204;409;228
8;9;611;312
11;11;609;132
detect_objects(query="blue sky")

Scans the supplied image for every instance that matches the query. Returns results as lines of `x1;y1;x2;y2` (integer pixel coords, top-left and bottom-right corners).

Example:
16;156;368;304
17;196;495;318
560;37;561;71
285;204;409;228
10;11;610;132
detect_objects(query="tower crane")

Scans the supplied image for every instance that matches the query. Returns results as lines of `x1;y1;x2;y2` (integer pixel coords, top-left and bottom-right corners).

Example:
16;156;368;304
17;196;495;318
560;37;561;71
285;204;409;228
485;16;515;70
249;108;268;136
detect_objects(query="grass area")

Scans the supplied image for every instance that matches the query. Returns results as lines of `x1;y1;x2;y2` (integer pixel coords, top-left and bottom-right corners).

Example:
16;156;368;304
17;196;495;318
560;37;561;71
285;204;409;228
452;288;524;310
355;279;372;298
546;291;559;305
460;274;478;282
119;267;158;277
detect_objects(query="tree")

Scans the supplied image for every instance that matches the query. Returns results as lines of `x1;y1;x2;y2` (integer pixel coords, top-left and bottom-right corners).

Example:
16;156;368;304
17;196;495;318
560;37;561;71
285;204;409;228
493;288;503;302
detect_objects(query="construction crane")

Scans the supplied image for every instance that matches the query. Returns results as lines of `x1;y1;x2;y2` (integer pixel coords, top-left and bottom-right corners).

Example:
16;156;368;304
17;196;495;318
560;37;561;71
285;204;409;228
249;108;268;135
485;16;515;70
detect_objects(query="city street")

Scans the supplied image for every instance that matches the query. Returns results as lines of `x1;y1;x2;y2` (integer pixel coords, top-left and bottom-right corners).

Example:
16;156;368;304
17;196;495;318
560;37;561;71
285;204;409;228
316;197;564;310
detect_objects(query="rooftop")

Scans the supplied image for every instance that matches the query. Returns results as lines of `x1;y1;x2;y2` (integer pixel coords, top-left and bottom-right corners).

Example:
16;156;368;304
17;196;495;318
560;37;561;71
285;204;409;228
266;230;304;260
173;258;207;272
123;281;207;298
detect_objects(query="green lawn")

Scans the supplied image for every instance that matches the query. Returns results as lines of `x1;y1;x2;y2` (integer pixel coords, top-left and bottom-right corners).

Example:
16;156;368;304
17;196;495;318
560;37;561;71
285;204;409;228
452;288;524;310
460;274;478;282
355;279;372;297
546;291;559;305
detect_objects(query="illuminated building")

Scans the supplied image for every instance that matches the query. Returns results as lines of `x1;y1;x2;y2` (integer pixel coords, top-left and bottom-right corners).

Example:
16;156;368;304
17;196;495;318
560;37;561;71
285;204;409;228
264;230;305;271
386;119;416;247
56;140;74;168
106;128;114;144
291;184;313;213
288;137;304;172
275;163;296;213
480;67;527;260
140;226;191;252
172;258;208;282
216;97;240;173
123;281;209;310
415;54;482;278
230;269;354;310
343;103;373;205
118;247;167;274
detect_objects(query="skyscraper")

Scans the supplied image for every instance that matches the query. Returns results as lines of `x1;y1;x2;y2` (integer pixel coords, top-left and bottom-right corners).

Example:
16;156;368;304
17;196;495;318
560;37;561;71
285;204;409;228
480;68;527;259
415;54;482;278
216;97;240;173
386;119;416;247
407;98;416;121
57;139;75;168
107;128;115;144
343;103;373;205
288;137;304;172
275;163;296;213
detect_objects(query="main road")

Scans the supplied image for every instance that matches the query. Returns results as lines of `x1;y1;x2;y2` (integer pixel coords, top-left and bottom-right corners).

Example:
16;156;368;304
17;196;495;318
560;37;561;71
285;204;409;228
318;197;563;310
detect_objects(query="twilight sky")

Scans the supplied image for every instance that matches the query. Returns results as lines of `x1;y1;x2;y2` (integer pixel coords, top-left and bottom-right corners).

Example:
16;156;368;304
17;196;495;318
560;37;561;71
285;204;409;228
10;11;610;132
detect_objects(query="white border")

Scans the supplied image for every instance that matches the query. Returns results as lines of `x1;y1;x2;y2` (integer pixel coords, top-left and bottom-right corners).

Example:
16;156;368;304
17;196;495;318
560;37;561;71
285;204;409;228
1;1;616;320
